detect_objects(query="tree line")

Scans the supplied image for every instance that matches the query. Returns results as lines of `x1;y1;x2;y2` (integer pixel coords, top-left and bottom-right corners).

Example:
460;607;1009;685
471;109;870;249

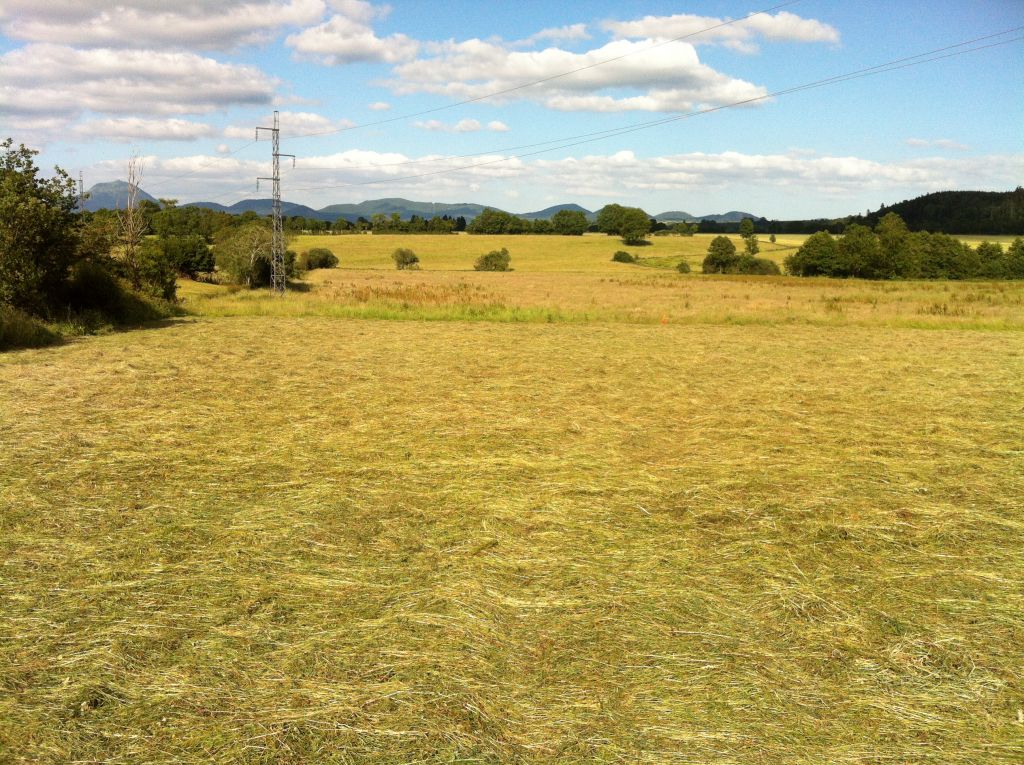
786;213;1024;279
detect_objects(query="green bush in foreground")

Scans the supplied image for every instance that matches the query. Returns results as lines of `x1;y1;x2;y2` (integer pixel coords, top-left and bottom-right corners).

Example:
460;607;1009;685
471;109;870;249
612;250;635;263
676;260;692;273
0;304;60;351
474;247;512;271
392;247;419;270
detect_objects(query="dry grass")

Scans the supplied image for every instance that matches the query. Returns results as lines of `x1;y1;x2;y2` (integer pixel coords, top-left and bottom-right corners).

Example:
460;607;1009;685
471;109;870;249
2;235;1023;763
180;262;1024;331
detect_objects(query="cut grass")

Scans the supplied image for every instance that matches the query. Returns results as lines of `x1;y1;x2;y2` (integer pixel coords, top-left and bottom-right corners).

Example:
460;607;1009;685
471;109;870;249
1;319;1021;762
3;236;1023;762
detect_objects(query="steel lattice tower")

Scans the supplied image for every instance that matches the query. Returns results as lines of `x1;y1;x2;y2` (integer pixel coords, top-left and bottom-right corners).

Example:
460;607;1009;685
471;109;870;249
256;111;295;294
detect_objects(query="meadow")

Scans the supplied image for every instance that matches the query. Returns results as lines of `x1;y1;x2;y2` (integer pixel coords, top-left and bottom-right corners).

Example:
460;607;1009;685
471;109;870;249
2;233;1022;763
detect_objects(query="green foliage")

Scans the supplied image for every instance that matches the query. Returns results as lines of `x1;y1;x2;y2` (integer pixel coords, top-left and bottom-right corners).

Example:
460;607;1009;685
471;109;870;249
0;304;60;351
474;247;512;272
597;204;651;245
676;260;691;274
215;222;273;287
671;222;698;236
744;235;760;257
735;255;781;275
702;235;778;275
139;240;178;301
739;218;755;239
769;233;777;243
304;247;339;269
0;138;80;314
786;232;839;276
1004;237;1024;278
467;208;530;234
855;187;1024;235
63;260;126;316
551;209;589;235
786;215;1020;280
160;235;214;277
392;247;419;270
612;250;636;263
702;236;738;273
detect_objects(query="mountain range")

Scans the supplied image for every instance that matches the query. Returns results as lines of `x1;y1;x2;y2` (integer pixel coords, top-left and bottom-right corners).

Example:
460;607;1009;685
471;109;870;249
83;182;760;223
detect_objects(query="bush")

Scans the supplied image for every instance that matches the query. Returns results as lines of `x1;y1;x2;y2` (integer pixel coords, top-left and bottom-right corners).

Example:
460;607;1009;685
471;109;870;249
612;250;635;263
735;255;781;275
0;304;60;351
676;260;691;274
63;260;127;317
138;240;178;301
392;247;419;270
163;235;214;277
305;247;338;269
474;247;512;271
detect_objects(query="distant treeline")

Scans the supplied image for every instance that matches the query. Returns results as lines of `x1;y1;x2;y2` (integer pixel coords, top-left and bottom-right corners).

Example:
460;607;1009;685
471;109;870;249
755;188;1024;236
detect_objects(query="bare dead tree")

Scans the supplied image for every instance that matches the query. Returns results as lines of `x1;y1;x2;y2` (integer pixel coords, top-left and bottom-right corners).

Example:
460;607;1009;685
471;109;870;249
117;153;146;290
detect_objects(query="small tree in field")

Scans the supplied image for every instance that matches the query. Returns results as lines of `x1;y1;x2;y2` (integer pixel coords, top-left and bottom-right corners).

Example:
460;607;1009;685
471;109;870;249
392;247;419;269
739;217;754;239
702;236;738;273
474;247;511;271
744;235;760;257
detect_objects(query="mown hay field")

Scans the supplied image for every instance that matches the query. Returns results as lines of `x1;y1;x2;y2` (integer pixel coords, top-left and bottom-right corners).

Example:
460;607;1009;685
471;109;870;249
2;236;1023;763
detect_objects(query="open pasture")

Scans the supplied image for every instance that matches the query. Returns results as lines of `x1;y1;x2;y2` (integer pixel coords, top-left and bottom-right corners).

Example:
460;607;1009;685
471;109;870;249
2;237;1023;763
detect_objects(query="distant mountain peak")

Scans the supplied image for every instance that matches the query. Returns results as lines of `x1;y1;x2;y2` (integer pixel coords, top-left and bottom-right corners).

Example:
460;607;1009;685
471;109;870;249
84;180;159;212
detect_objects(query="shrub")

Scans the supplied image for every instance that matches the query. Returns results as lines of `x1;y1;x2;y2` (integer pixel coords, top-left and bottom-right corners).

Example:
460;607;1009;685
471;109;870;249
63;260;126;317
474;247;512;271
163;235;214;277
676;260;691;274
612;250;635;263
0;304;60;351
702;236;739;273
735;255;781;275
305;247;338;269
139;239;178;301
1004;237;1024;279
392;247;419;270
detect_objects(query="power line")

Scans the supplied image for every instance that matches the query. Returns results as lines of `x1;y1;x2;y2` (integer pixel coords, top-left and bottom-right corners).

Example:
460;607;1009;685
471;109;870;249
285;29;1024;194
281;0;805;142
292;26;1024;178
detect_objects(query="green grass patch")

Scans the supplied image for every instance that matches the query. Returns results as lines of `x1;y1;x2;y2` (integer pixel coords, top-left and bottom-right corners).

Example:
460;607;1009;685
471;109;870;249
0;304;61;351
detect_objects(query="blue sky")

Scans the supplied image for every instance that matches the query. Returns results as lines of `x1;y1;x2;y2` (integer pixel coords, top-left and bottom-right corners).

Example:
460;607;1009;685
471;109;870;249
1;0;1021;218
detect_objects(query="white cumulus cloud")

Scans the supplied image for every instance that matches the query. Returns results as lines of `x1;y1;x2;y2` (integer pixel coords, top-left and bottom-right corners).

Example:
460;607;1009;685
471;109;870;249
73;117;217;142
603;10;839;53
0;44;276;119
388;38;766;113
0;0;326;50
286;1;418;64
